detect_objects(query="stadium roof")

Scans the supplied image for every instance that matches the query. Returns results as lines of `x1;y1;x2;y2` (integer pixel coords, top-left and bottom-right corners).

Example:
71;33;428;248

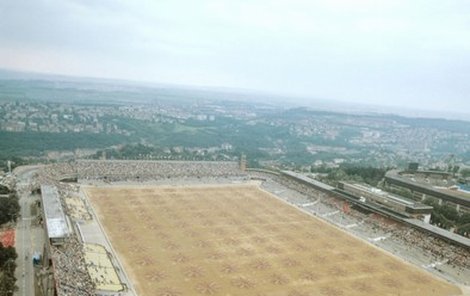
281;171;335;191
41;185;70;240
345;182;432;210
405;218;470;248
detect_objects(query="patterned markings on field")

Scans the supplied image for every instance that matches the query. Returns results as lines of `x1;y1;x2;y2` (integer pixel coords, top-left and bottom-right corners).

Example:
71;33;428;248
86;185;461;296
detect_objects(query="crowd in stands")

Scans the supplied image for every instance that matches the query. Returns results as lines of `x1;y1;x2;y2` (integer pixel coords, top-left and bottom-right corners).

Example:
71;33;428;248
51;237;94;296
32;164;91;220
76;160;244;181
35;160;245;186
374;218;470;271
31;163;76;191
63;191;93;221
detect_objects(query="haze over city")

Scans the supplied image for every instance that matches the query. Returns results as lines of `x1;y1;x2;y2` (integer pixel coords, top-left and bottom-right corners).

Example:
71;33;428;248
1;0;470;116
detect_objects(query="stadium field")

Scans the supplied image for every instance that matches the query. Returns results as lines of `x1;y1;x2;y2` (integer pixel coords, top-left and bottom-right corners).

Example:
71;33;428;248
85;184;462;296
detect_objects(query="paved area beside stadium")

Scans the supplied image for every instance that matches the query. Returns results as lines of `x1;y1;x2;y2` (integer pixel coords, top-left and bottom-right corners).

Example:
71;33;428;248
85;184;462;296
14;166;44;296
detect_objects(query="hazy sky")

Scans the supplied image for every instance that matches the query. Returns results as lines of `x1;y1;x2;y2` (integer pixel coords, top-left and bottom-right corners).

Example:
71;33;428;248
1;0;469;113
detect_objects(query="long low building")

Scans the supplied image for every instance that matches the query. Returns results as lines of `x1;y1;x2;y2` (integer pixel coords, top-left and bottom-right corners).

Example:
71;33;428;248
281;170;335;192
41;185;71;245
385;170;470;212
338;181;433;222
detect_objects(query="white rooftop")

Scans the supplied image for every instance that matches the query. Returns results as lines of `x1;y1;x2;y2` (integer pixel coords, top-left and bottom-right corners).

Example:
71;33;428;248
41;185;70;239
282;171;335;191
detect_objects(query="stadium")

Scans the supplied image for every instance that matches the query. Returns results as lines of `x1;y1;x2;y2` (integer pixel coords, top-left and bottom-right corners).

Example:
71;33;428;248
33;159;470;296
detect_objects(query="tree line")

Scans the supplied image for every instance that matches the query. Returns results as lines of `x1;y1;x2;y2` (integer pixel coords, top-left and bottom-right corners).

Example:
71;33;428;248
316;165;389;187
0;193;20;225
423;199;470;237
0;187;19;295
0;244;17;296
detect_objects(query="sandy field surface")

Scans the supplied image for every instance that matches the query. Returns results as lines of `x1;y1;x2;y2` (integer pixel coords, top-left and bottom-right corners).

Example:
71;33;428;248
85;184;462;296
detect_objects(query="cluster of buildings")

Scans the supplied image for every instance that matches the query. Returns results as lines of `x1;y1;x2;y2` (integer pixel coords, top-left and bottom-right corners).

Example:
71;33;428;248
2;100;469;169
266;112;470;167
0;100;261;135
0;102;130;134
